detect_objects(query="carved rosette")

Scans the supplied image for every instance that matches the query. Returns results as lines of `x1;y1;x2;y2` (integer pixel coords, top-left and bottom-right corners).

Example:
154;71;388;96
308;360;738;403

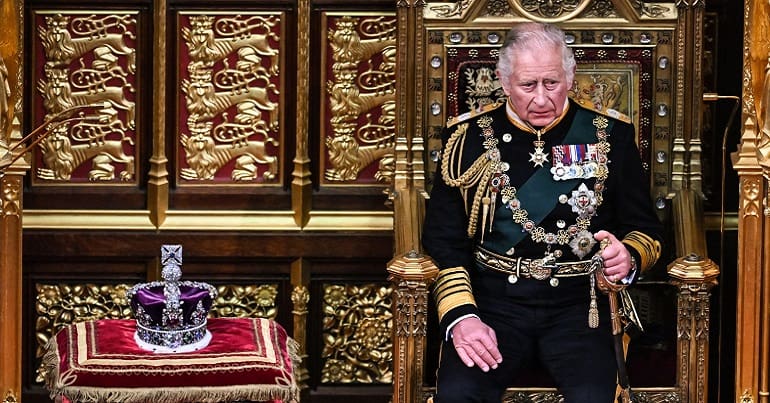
515;0;590;20
178;13;283;184
34;283;135;382
320;283;393;383
33;12;138;183
209;284;279;319
322;15;397;184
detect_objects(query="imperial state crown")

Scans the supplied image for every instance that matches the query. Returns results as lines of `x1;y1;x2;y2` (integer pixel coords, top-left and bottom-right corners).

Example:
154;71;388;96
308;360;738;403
127;244;218;353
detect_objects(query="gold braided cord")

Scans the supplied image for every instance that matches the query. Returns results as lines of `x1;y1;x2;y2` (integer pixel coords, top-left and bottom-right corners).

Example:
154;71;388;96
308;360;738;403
466;166;494;238
441;124;490;188
622;231;662;271
440;122;496;238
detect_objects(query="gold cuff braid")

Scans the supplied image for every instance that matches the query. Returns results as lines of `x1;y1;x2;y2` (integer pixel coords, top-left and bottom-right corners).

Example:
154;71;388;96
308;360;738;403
622;231;662;271
433;267;476;322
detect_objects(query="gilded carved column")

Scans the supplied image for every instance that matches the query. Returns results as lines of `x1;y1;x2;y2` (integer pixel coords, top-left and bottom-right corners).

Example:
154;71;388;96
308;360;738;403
734;0;770;401
0;168;23;403
291;259;310;399
391;0;430;397
392;0;427;256
671;0;711;258
388;252;438;403
148;0;169;227
292;0;312;227
668;254;719;403
0;0;23;400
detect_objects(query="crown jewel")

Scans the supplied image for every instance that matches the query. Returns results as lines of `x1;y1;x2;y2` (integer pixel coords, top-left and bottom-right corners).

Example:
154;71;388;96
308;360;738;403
127;245;218;353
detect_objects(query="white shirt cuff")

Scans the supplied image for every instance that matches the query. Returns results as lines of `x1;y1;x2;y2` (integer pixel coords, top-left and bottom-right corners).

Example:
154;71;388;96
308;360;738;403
445;314;479;340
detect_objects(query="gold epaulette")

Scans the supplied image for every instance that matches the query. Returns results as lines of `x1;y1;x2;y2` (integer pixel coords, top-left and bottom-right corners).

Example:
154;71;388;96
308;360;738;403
445;100;505;128
574;100;632;124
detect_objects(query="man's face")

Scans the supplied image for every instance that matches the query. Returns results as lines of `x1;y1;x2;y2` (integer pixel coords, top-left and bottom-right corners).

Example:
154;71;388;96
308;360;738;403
499;44;572;127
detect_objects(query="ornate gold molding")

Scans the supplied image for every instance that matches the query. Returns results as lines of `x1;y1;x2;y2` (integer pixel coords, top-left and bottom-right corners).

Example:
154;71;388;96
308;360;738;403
178;12;283;183
388;252;438;403
2;390;17;403
210;284;278;319
500;389;680;402
320;283;393;383
322;14;397;184
0;175;20;217
291;284;310;390
148;0;169;227
292;0;312;227
668;254;718;403
33;12;138;182
510;0;593;22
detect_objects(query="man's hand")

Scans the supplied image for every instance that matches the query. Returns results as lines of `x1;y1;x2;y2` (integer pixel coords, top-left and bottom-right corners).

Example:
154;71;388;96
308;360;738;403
594;230;633;282
451;316;502;372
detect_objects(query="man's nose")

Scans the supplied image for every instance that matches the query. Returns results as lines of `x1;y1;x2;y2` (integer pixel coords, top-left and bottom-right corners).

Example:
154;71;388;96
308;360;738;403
532;84;548;105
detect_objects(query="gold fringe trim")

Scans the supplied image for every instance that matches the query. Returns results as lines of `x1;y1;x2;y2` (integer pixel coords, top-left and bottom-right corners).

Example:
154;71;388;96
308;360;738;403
49;384;299;403
42;330;303;403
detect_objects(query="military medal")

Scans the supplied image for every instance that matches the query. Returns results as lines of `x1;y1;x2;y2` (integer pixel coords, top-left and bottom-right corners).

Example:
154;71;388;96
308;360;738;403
529;130;549;167
568;183;598;216
570;229;597;258
550;144;600;180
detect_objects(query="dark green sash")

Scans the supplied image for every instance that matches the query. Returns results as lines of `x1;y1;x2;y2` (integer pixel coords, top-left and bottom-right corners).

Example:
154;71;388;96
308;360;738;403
483;109;614;251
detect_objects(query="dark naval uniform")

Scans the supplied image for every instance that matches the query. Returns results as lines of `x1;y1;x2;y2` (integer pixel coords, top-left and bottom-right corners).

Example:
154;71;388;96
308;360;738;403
423;99;663;403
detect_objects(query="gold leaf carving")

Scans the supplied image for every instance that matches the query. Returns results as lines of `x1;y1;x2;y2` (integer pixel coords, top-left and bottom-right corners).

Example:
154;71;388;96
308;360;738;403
210;284;278;319
510;0;592;21
34;283;134;383
742;177;761;217
1;175;21;217
2;390;18;403
324;16;396;183
35;13;137;182
499;389;680;402
321;284;393;383
180;14;281;183
0;57;11;148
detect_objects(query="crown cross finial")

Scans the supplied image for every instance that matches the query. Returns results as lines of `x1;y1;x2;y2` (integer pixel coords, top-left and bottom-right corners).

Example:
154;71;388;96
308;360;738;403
161;244;183;266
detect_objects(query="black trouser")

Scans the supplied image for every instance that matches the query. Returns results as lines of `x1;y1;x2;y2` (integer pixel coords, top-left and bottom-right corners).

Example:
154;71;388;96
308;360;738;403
433;279;617;403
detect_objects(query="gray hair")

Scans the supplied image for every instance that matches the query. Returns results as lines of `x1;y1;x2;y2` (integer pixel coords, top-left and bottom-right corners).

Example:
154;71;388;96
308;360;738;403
495;22;576;90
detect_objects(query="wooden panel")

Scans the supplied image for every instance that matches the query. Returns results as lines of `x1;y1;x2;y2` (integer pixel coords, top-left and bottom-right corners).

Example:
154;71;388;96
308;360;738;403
21;230;394;402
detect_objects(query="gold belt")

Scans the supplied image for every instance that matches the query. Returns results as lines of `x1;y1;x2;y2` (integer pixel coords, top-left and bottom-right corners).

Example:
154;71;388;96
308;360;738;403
474;247;593;286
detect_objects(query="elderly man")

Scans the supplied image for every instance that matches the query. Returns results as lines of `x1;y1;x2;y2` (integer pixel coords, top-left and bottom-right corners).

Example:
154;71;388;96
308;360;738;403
423;21;663;402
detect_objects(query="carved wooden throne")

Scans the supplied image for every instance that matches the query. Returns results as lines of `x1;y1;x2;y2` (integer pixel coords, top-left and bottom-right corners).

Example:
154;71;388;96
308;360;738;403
388;1;718;402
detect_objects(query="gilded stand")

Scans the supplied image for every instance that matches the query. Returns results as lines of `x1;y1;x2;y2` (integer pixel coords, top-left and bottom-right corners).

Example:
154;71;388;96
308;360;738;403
388;252;438;403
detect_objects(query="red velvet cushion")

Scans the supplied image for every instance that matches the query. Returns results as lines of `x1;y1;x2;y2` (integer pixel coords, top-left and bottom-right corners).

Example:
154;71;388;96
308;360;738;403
44;317;299;403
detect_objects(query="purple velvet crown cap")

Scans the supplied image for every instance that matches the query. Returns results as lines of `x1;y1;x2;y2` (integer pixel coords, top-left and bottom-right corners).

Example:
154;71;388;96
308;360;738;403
127;245;218;353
